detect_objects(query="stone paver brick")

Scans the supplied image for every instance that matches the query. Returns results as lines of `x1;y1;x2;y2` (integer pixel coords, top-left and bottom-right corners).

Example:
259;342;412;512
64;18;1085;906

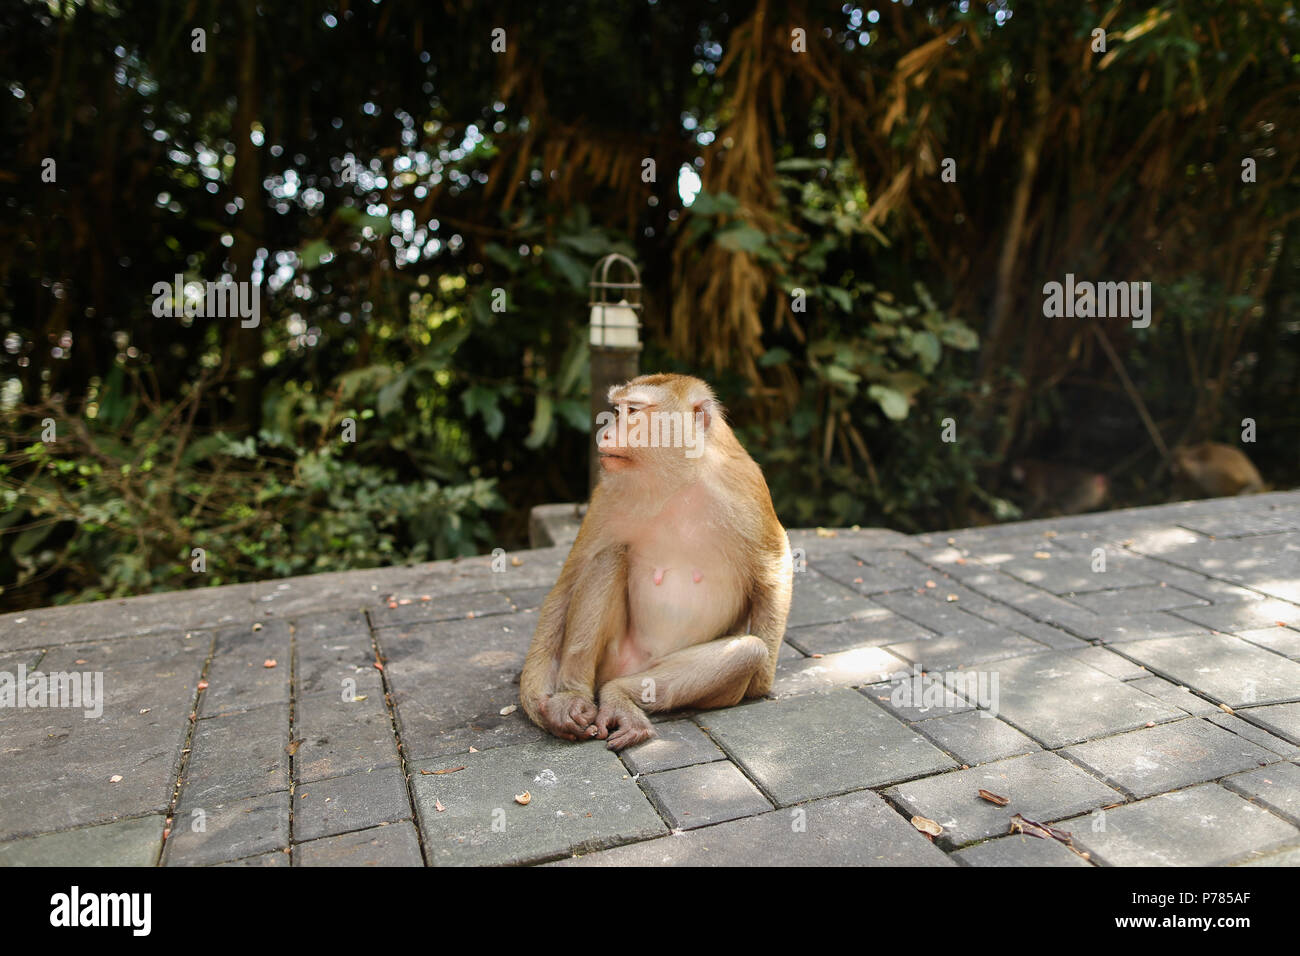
1057;612;1211;644
783;612;933;655
1235;702;1300;746
412;738;667;866
1172;597;1300;633
1232;626;1300;659
293;767;411;842
1063;718;1276;799
0;815;163;866
1127;676;1219;717
1121;632;1300;708
293;694;400;783
771;645;906;698
1067;646;1149;681
883;751;1122;848
1235;845;1300;866
951;833;1092;867
913;710;1041;766
1066;585;1209;615
699;690;957;806
180;702;289;804
809;554;910;595
962;652;1184;749
295;821;424;866
639;761;772;829
884;627;1049;671
1206;713;1300;758
215;850;290;866
1222;761;1300;827
369;589;516;629
550;790;953;867
619;720;725;775
863;672;975;723
1072;784;1299;866
165;791;290;866
200;622;291;716
787;570;884;628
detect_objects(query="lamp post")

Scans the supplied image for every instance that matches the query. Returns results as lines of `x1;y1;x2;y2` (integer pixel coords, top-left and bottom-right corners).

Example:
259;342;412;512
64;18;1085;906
588;253;642;495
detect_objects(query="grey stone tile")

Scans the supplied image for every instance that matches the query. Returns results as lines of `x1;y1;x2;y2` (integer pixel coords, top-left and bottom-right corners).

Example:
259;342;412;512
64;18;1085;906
0;815;163;866
181;702;289;804
506;586;552;612
1067;585;1208;615
698;690;956;805
1206;712;1300;758
165;791;290;866
771;646;907;698
619;720;724;775
639;761;772;829
1057;612;1211;644
1178;508;1300;538
294;767;411;842
1233;626;1300;658
382;613;545;760
370;589;516;629
1067;646;1149;681
293;609;384;700
215;850;289;866
550;789;953;866
783;612;933;655
999;553;1155;595
1173;598;1300;633
884;627;1049;670
1063;719;1276;799
1128;677;1220;717
293;693;400;783
295;821;424;867
1234;845;1300;866
1121;632;1300;707
412;738;667;866
863;672;976;722
943;652;1182;749
913;710;1041;766
873;590;1003;635
1072;784;1299;866
1235;702;1300;746
964;604;1089;650
787;569;884;628
200;621;292;716
777;641;803;661
1222;762;1300;826
952;833;1093;867
809;553;910;594
884;751;1121;849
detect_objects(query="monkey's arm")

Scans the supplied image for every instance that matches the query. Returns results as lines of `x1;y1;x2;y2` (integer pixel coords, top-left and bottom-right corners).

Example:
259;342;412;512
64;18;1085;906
743;536;793;698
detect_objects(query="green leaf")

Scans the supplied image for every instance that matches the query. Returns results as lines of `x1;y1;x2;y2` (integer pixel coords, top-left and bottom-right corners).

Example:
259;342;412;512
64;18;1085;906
774;158;830;172
544;246;587;292
715;223;768;254
912;330;941;372
300;239;332;270
939;321;979;350
824;286;853;313
525;394;554;449
759;347;792;367
461;385;505;439
868;384;910;420
688;190;741;217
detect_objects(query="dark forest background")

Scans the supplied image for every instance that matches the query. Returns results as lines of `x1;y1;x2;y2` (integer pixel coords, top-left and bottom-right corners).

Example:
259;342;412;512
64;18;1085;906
1;0;1298;611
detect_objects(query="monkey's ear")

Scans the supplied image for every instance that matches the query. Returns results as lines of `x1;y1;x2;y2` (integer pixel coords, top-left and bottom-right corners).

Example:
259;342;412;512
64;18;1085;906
692;397;719;430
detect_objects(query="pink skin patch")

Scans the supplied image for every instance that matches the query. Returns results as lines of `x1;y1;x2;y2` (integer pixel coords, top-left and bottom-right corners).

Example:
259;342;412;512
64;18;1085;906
653;568;665;586
692;569;703;583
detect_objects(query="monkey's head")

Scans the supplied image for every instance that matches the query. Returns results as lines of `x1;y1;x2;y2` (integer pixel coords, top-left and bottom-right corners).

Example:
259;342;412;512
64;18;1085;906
597;373;725;487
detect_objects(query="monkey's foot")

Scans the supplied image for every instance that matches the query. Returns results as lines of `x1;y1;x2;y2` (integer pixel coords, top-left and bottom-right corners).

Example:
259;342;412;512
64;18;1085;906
593;695;655;751
541;692;598;741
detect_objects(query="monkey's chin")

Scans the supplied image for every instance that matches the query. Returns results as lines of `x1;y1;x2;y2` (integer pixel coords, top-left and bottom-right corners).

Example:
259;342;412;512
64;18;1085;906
598;453;633;473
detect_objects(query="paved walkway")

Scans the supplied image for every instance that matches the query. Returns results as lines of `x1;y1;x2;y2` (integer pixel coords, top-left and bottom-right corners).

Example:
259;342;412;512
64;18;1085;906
2;492;1300;866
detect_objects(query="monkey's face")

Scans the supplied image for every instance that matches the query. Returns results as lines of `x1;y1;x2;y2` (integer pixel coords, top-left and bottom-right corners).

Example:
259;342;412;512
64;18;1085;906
598;376;716;483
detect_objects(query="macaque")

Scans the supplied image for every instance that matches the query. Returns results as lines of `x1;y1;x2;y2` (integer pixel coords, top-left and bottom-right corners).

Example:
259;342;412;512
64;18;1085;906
520;374;792;750
1171;442;1264;497
1009;460;1109;516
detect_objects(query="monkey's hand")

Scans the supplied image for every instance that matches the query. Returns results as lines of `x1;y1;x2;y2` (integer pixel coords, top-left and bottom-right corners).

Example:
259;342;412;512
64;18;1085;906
593;688;655;751
540;691;599;742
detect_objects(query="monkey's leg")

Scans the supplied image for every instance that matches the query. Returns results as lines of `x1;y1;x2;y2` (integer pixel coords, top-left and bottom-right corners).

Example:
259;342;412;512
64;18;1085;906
593;634;768;750
538;546;628;741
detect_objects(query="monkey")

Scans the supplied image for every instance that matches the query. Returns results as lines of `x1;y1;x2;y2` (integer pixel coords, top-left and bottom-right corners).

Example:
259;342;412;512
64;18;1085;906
1008;460;1109;516
1171;442;1265;497
519;373;793;750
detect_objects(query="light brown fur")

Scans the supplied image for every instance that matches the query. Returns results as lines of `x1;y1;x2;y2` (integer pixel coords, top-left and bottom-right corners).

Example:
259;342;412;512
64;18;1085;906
519;374;793;750
1171;442;1265;497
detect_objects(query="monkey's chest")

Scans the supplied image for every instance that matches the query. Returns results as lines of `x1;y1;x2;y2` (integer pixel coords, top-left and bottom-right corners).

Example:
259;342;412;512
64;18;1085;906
622;544;747;662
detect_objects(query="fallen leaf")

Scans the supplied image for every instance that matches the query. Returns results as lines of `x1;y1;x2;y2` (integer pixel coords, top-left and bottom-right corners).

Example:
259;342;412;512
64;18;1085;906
252;623;263;632
510;556;523;567
109;774;123;783
352;695;367;702
1009;814;1073;844
499;704;518;716
1219;703;1234;715
420;766;466;776
815;527;837;537
420;595;431;602
978;789;1010;807
139;708;150;715
515;791;532;805
468;747;479;753
398;598;412;606
263;659;277;668
911;815;942;836
946;594;959;602
1033;551;1051;559
387;601;397;609
925;580;937;588
434;799;445;812
286;738;304;756
197;680;209;691
75;659;87;665
373;661;384;671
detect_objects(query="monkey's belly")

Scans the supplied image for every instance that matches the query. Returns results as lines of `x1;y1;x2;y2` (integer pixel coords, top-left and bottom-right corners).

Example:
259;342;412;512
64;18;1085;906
606;564;746;678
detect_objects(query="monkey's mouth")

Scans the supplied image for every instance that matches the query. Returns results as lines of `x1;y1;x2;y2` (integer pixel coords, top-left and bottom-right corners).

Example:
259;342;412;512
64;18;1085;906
599;452;631;466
